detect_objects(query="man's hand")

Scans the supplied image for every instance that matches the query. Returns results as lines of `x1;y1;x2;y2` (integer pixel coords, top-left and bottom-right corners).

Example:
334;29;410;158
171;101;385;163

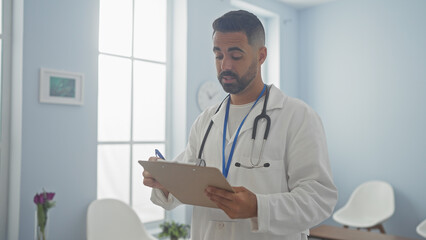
205;186;257;219
142;157;169;197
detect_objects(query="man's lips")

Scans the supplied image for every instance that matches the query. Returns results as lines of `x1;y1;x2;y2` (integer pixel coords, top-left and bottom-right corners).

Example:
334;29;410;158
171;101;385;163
222;76;236;83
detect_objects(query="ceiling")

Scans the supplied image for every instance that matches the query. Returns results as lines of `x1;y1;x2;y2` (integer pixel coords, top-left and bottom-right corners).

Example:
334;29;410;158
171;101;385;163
277;0;340;9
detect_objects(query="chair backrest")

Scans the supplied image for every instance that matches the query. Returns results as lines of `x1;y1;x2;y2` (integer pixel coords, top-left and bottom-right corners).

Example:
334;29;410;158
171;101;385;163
417;219;426;238
87;198;155;240
344;180;395;220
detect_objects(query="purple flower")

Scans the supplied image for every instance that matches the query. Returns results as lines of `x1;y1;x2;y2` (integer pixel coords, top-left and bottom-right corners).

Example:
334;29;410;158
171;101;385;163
46;192;55;201
33;194;40;204
34;189;56;240
33;194;45;204
34;190;55;206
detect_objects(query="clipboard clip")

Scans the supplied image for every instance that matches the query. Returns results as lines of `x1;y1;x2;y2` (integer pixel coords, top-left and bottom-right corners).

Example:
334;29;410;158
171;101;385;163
196;159;206;167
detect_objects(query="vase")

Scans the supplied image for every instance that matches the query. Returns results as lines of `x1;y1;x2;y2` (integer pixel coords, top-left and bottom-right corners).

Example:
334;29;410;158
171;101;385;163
34;211;49;240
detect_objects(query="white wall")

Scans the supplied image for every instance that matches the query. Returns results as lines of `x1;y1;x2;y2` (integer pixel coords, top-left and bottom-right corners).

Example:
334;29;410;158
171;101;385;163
298;0;426;238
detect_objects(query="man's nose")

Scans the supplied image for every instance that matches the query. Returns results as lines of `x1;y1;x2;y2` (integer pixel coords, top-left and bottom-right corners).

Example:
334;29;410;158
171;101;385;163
221;56;232;71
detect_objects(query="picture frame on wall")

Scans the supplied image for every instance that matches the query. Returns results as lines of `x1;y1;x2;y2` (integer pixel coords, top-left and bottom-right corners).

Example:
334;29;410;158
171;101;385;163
39;68;84;105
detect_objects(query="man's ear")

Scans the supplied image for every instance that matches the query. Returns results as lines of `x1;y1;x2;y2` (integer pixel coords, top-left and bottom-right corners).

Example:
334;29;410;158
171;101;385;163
258;46;267;64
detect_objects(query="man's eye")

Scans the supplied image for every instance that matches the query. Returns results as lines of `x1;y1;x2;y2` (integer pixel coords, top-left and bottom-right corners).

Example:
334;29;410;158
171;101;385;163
215;55;223;60
231;54;243;60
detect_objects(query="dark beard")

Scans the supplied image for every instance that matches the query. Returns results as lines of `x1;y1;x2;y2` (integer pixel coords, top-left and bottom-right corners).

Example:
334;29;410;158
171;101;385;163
217;61;258;94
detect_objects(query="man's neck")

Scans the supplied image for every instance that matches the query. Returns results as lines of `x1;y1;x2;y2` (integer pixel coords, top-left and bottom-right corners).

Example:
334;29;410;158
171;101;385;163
230;80;265;105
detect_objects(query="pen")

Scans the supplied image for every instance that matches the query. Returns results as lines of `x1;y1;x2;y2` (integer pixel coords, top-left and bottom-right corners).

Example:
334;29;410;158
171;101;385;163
155;149;165;160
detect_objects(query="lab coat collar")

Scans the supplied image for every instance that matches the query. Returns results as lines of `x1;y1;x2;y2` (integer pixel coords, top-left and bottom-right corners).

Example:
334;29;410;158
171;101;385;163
210;84;286;142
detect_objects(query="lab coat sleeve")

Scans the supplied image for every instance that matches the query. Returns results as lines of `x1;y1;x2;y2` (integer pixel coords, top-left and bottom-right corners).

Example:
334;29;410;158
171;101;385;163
151;188;182;210
253;104;338;235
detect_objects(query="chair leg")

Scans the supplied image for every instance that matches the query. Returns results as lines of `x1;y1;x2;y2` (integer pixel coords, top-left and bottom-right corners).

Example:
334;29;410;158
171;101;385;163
377;224;386;234
345;224;386;234
366;224;386;234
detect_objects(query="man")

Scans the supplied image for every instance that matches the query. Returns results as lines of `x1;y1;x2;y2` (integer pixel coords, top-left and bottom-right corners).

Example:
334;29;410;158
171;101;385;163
143;10;337;240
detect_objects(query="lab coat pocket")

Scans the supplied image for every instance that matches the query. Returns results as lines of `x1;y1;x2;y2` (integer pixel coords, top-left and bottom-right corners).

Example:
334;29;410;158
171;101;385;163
231;156;284;194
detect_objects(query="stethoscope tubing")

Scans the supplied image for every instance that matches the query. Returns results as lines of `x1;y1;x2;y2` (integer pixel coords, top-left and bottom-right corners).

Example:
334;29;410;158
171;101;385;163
197;84;272;170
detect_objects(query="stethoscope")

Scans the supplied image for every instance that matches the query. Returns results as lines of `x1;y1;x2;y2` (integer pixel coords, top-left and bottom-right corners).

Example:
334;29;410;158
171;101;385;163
196;84;271;175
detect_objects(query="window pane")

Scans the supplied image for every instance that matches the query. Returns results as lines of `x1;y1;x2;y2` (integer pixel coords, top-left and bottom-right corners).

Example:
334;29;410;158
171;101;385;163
132;144;165;222
133;60;166;141
134;0;166;62
97;144;130;203
98;54;132;141
99;0;132;56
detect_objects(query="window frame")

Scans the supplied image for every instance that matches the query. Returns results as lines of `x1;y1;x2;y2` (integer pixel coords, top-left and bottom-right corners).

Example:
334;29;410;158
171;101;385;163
96;0;171;226
0;0;13;238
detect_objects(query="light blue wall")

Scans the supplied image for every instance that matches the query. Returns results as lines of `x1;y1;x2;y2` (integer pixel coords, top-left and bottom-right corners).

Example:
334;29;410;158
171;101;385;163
298;0;426;238
19;0;99;239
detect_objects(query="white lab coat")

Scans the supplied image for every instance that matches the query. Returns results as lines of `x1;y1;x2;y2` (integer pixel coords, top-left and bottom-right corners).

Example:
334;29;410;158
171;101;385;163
151;85;338;240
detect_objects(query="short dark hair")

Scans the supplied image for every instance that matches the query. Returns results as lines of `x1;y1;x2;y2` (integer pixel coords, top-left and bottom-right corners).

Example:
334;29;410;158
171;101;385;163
212;10;265;47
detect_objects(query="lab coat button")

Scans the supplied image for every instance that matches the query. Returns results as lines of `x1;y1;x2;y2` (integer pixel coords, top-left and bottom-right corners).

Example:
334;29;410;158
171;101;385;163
217;222;224;229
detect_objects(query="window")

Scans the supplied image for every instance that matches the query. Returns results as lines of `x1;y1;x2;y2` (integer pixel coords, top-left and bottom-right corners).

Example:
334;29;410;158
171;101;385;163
97;0;168;223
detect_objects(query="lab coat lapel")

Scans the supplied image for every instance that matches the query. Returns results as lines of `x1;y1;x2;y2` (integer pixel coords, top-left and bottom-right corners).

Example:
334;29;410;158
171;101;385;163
233;85;285;141
210;99;233;168
210;85;284;144
210;99;231;142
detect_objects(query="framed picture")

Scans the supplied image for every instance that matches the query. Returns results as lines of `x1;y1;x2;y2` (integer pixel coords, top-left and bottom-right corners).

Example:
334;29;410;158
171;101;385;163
39;68;84;105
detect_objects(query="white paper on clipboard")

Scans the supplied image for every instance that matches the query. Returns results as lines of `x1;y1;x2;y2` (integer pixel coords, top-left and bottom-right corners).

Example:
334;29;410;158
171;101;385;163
139;160;234;208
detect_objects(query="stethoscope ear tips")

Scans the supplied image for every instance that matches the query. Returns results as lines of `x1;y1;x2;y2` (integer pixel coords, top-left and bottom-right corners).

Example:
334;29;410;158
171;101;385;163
263;163;270;167
235;162;241;167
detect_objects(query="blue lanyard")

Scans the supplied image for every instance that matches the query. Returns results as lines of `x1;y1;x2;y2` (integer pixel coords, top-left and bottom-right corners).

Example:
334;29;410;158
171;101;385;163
222;84;266;178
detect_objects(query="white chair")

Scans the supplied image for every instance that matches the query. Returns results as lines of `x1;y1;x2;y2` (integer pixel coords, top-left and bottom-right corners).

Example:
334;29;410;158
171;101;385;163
87;198;156;240
332;180;395;234
417;219;426;238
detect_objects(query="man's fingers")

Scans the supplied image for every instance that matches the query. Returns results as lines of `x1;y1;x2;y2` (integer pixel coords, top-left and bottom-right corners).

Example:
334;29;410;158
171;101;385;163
142;170;153;178
143;175;163;188
205;186;234;201
143;177;155;187
148;156;160;162
232;186;247;192
205;186;257;219
142;157;163;189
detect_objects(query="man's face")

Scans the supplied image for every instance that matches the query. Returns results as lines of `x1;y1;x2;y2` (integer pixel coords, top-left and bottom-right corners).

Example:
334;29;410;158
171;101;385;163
213;31;259;94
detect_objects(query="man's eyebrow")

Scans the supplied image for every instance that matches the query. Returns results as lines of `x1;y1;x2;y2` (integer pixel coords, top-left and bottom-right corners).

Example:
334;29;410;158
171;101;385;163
227;47;245;53
213;46;245;53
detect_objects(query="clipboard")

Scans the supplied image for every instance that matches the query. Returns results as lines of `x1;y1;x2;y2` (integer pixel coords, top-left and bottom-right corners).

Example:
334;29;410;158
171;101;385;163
139;160;234;208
